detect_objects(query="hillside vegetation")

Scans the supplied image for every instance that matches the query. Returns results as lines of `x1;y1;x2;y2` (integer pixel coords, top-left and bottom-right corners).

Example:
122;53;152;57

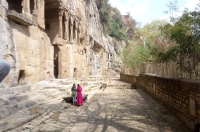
95;0;136;41
95;0;200;78
120;7;200;78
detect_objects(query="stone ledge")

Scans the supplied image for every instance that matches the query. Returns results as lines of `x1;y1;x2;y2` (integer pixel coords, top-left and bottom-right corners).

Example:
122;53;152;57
7;10;34;26
0;85;31;95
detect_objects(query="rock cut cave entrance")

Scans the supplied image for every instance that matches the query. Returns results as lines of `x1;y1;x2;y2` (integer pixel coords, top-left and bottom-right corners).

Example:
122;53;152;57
54;46;60;79
6;0;23;13
44;0;60;79
6;0;34;14
44;0;59;42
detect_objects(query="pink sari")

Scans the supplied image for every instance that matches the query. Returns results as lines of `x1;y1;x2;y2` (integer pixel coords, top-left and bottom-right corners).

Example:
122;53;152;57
76;85;83;105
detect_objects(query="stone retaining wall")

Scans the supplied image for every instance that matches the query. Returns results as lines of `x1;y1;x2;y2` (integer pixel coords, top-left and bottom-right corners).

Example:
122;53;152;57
120;73;138;84
120;73;200;131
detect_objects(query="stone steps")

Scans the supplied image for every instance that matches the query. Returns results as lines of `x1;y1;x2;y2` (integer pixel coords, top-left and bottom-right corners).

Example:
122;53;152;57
0;84;68;131
0;85;31;95
106;79;133;89
109;69;120;77
0;94;33;120
0;104;49;132
83;84;102;92
20;88;66;104
0;94;28;106
80;76;104;82
107;83;132;89
0;100;37;119
48;78;74;85
0;80;68;131
60;80;74;85
0;78;130;131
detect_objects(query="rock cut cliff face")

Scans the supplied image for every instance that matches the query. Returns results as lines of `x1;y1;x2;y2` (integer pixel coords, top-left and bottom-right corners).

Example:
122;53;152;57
0;0;17;88
0;0;118;88
122;15;134;40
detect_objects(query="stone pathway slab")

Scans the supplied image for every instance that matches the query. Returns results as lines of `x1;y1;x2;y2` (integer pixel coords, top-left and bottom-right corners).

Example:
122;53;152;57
11;81;192;132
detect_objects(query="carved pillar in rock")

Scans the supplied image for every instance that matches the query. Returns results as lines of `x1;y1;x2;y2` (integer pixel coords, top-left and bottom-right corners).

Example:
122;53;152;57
34;0;45;29
74;21;78;44
34;0;38;10
70;16;74;43
26;0;30;13
64;19;69;40
77;30;80;45
58;10;64;38
58;46;62;78
64;12;69;41
78;24;82;38
77;23;81;45
22;0;30;14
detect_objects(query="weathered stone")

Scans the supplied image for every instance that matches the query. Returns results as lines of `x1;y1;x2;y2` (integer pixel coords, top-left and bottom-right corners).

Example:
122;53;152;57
121;73;200;131
0;98;9;107
0;0;126;131
0;0;122;88
7;10;34;26
3;78;190;132
122;14;134;40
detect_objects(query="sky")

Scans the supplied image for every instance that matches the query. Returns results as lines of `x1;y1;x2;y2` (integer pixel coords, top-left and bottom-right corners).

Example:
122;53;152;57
109;0;200;26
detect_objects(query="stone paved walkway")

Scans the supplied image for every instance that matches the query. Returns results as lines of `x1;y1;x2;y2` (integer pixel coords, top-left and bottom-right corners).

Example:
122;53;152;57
11;84;191;132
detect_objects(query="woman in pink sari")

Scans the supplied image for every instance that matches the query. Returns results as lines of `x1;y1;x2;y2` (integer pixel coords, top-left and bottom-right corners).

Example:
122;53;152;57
76;84;83;106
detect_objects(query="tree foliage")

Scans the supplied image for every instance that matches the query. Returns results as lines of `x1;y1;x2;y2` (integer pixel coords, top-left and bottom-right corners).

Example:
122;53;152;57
164;0;179;23
109;8;126;40
120;44;154;67
95;0;136;41
120;20;171;67
121;8;200;77
119;0;200;78
95;0;111;32
158;11;200;77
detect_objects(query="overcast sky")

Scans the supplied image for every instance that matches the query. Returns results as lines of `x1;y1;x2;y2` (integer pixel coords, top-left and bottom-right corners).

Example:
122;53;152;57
109;0;199;26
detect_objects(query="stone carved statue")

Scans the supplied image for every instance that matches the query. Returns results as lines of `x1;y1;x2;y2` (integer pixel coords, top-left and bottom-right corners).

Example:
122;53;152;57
0;60;10;83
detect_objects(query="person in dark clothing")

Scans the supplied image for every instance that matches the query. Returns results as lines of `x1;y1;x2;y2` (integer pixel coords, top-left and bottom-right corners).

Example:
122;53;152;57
0;60;10;83
71;83;77;105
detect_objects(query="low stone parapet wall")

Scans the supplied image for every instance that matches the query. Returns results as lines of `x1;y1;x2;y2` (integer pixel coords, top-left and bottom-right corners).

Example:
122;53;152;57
120;73;200;131
120;73;138;84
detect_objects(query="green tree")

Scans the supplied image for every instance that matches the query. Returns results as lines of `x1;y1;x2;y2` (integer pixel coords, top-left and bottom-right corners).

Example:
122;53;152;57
164;0;179;24
109;8;126;40
120;20;172;67
95;0;111;34
121;44;153;67
159;11;200;78
95;0;136;41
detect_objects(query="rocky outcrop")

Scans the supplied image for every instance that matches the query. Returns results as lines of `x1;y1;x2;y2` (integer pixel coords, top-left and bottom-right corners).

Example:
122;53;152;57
0;0;119;88
122;14;134;40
